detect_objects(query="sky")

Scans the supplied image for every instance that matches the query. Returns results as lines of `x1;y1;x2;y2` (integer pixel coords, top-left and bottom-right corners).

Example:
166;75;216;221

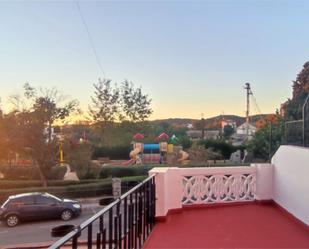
0;0;308;120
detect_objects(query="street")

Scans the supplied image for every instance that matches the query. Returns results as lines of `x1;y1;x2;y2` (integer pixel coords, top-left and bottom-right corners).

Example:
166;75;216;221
0;205;103;248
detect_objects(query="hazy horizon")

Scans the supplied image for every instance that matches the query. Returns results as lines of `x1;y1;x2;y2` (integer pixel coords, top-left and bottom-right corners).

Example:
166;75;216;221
1;0;308;119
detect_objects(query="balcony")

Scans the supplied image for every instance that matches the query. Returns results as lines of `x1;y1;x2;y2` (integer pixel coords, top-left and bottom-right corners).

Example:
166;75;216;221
144;145;309;248
48;145;309;248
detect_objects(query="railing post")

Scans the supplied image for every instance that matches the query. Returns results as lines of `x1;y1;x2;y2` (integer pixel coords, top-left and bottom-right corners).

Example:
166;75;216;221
148;168;169;217
253;164;273;201
108;208;113;249
123;197;128;249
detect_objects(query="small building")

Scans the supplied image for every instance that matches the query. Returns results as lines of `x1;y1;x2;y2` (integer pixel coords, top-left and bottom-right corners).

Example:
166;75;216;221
236;122;257;136
231;122;257;146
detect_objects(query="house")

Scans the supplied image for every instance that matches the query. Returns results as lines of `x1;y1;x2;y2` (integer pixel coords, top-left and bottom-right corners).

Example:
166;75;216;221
236;122;257;136
230;122;257;146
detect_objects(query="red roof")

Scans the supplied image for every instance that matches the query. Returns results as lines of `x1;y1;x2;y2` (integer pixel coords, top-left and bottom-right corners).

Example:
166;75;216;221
156;132;169;141
133;133;144;140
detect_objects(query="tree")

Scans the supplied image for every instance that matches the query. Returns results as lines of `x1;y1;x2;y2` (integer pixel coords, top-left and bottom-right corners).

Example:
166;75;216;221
89;79;120;123
223;125;234;139
0;112;17;163
121;80;152;122
188;143;222;163
64;141;97;179
246;118;284;160
284;62;309;120
4;84;79;186
200;139;237;160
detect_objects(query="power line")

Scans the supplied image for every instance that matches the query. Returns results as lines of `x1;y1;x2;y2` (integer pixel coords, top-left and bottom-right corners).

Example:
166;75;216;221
75;1;106;77
251;88;265;122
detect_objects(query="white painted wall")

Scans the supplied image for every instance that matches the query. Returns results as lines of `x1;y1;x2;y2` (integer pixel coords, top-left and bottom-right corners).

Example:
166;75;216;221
253;163;273;200
272;145;309;225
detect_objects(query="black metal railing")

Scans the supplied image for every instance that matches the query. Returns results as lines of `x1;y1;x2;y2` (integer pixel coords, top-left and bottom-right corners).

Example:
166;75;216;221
285;120;304;146
285;94;309;147
48;175;156;249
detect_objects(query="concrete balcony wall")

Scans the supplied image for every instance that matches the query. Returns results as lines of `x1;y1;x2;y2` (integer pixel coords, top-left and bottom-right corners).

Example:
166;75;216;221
149;164;273;218
272;145;309;225
253;163;273;201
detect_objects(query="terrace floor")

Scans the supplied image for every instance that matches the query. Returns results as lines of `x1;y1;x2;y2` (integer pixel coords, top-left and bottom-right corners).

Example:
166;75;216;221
143;203;309;249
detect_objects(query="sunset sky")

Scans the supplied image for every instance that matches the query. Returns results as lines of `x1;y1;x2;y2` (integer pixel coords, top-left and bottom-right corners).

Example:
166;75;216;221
0;0;308;120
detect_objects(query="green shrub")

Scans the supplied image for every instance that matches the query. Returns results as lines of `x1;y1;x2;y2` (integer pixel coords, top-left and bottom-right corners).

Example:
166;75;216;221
0;176;146;204
99;166;152;179
199;139;238;159
76;163;101;180
48;165;67;180
0;179;100;189
92;145;131;160
0;166;41;180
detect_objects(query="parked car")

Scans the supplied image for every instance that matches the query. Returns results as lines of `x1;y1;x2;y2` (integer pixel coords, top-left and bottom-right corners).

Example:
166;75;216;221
0;192;82;227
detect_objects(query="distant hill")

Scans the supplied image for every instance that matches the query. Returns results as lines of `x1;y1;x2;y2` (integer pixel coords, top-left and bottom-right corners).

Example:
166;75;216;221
151;114;272;129
150;118;196;126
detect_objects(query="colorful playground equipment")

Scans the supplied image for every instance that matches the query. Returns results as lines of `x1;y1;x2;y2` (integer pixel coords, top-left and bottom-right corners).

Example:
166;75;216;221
126;133;189;165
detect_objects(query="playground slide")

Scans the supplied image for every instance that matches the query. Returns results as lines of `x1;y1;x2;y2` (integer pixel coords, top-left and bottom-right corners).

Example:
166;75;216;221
178;150;189;164
130;147;142;160
121;147;141;166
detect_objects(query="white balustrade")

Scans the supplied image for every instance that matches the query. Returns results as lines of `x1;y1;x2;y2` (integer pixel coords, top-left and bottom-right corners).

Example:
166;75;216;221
150;165;269;217
182;173;256;205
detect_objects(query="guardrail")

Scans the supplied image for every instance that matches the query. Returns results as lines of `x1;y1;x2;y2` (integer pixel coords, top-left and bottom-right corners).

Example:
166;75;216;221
48;175;156;249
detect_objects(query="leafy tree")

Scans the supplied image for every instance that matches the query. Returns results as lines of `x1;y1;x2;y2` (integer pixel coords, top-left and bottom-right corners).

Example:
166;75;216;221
284;62;309;120
188;143;222;163
0;111;21;164
64;141;98;179
178;135;192;149
199;139;237;160
223;124;234;139
2;84;79;186
246;118;284;160
89;79;120;123
121;80;152;122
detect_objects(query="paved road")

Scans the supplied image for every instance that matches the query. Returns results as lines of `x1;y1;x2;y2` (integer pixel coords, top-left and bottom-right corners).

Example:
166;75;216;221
0;205;104;248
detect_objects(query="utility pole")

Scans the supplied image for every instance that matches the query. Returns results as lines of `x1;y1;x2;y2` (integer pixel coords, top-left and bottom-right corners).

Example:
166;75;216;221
201;113;205;140
244;83;252;136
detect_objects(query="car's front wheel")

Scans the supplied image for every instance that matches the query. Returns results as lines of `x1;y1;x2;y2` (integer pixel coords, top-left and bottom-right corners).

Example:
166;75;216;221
6;214;19;227
61;209;73;221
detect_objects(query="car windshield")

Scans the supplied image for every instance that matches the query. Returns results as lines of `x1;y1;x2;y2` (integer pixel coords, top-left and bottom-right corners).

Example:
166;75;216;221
1;199;10;208
44;193;62;202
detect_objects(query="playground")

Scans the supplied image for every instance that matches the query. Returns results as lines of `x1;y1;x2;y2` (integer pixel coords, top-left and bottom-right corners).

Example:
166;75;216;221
104;133;189;166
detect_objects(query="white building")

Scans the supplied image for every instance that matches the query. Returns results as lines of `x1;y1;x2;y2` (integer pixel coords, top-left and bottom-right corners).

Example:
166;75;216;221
236;122;257;136
231;122;257;146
